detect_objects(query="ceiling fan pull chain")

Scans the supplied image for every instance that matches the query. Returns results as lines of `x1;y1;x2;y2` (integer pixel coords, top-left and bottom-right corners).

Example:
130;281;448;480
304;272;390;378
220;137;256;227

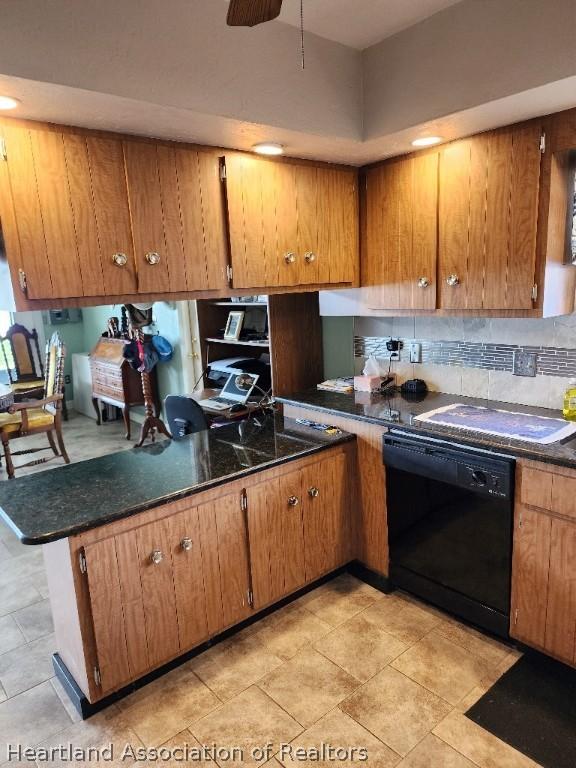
300;0;305;69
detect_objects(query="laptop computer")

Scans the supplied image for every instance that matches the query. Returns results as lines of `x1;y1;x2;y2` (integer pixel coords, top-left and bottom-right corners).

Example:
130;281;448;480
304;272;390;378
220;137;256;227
197;372;260;411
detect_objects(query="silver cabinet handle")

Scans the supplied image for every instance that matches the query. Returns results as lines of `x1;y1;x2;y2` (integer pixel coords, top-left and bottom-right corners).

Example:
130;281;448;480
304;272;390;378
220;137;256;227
288;495;299;507
446;274;460;287
112;253;128;267
417;277;430;289
304;252;316;264
145;251;161;265
308;486;319;498
150;549;163;565
284;252;296;264
181;537;193;552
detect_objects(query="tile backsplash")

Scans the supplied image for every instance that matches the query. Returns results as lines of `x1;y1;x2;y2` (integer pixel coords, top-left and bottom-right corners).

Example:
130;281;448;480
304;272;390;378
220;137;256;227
353;315;576;411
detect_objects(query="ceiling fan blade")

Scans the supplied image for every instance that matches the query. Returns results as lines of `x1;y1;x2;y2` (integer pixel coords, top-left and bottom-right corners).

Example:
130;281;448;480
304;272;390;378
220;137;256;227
227;0;283;27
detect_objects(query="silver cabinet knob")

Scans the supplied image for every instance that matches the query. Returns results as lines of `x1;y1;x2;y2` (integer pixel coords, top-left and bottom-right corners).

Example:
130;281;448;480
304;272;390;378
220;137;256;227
150;549;163;565
288;495;299;507
284;252;296;264
304;252;316;264
446;274;460;287
145;251;161;265
181;537;193;552
417;277;430;289
308;486;319;498
112;252;128;267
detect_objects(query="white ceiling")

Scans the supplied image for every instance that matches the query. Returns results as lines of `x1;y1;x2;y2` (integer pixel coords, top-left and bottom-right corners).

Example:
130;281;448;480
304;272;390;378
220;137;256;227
274;0;462;49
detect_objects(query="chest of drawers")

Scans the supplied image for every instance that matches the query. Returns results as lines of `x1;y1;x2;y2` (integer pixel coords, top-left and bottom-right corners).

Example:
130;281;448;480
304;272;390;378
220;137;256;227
89;337;158;440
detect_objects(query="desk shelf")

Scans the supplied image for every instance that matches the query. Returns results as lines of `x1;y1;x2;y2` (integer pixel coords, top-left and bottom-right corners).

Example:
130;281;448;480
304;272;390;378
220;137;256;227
196;294;322;398
205;337;269;348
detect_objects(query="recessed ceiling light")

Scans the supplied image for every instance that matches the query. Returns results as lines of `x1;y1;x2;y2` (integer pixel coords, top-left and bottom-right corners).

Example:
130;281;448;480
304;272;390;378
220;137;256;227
0;96;20;110
252;142;284;156
411;136;443;147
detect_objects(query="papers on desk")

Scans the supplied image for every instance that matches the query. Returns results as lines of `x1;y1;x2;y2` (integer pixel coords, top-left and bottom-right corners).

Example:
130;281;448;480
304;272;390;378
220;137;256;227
317;378;354;394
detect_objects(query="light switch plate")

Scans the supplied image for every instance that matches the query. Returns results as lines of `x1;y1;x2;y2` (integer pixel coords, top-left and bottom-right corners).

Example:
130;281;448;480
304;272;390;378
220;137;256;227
409;342;422;363
513;350;537;377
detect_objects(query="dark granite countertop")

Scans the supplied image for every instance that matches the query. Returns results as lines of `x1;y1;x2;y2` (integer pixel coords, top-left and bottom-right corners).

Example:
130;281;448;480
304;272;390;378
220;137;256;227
277;389;576;469
0;414;353;545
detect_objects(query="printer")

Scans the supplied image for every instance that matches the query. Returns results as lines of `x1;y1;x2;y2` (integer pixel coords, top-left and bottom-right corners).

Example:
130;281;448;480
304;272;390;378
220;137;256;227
207;356;272;393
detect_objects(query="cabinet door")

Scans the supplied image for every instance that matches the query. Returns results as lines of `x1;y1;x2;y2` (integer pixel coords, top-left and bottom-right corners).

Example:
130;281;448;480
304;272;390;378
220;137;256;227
225;153;357;289
294;165;320;285
83;537;132;695
1;121;84;299
544;518;576;664
197;492;252;633
364;153;437;310
302;452;349;582
510;505;552;648
439;123;541;310
135;518;181;667
316;167;358;285
246;469;306;609
225;153;296;289
124;141;228;294
84;135;138;296
169;506;209;650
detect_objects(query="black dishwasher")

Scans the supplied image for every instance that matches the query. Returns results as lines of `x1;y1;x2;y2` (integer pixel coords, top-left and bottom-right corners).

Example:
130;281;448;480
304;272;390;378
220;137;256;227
384;430;515;638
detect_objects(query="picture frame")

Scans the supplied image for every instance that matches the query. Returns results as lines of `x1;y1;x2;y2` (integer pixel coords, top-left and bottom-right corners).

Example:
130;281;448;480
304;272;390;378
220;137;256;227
224;310;245;341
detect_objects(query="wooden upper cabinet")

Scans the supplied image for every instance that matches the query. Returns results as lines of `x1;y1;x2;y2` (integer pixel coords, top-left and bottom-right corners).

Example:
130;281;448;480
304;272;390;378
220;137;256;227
224;153;358;290
364;152;438;310
83;134;138;297
0;121;142;300
124;141;228;294
0;120;88;300
0;119;228;304
439;122;542;310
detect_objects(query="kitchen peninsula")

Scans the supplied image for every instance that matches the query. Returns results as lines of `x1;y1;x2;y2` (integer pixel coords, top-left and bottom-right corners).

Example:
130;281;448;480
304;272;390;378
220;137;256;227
0;415;355;715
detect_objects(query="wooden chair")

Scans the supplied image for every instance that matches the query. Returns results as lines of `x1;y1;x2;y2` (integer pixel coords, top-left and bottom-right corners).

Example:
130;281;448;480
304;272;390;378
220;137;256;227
0;332;70;479
0;323;45;400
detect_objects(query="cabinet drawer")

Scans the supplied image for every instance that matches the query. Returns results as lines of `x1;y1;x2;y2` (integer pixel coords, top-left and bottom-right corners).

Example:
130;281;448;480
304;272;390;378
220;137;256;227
520;465;576;521
92;371;123;388
520;467;553;511
93;382;124;402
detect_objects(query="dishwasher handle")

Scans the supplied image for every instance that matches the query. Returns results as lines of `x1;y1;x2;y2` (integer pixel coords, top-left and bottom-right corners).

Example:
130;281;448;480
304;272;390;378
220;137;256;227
383;433;515;499
383;441;460;486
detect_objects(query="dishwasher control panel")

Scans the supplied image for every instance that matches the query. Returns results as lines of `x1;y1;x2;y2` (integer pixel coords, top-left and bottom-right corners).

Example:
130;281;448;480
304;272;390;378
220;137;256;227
458;463;511;498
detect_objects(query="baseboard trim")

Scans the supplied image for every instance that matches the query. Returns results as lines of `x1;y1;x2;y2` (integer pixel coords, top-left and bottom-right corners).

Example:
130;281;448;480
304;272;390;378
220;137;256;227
347;560;391;593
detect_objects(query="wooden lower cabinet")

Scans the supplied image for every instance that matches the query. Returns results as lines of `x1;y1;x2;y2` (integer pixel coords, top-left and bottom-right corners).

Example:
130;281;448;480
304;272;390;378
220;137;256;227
46;444;353;703
282;403;388;576
511;460;576;667
246;451;350;611
302;452;349;582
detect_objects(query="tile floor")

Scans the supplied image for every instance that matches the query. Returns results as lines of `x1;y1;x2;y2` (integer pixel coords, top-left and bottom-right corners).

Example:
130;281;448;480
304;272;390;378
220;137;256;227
0;512;541;768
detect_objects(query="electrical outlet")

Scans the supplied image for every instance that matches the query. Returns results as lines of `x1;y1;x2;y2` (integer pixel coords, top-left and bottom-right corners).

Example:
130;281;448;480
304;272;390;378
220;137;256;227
64;374;71;384
513;350;537;377
386;339;402;352
409;342;422;363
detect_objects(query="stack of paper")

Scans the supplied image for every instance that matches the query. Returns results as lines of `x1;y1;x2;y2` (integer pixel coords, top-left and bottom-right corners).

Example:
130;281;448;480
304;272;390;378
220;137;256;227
317;378;354;393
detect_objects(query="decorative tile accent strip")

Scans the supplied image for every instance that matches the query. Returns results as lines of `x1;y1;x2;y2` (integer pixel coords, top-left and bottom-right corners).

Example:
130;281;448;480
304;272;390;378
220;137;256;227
354;336;576;378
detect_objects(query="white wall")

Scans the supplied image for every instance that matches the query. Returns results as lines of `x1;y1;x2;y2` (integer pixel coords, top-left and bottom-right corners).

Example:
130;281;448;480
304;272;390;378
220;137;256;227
0;0;362;141
363;0;576;139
